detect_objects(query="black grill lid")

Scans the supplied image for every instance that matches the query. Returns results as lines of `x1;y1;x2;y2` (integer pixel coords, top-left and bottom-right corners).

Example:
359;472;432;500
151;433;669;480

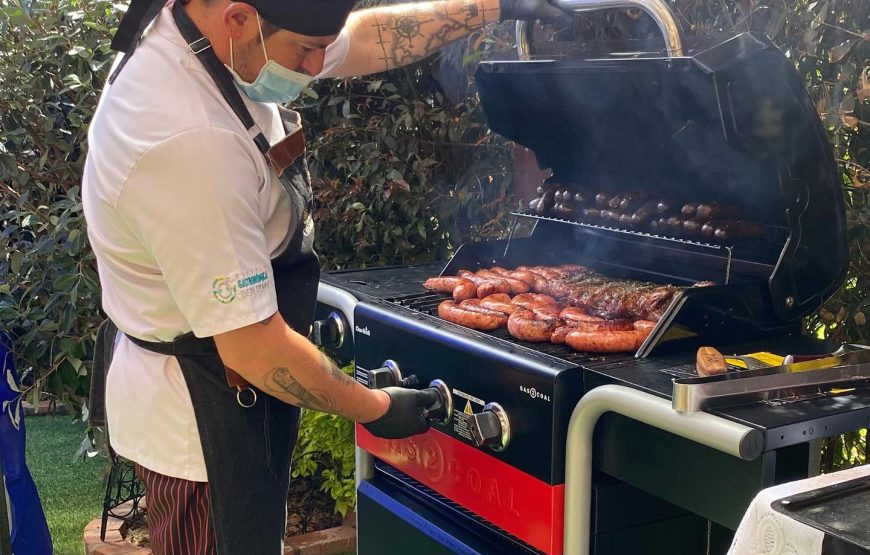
475;32;848;321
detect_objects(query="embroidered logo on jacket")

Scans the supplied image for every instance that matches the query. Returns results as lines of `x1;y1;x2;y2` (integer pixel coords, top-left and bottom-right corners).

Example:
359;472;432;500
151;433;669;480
212;270;270;304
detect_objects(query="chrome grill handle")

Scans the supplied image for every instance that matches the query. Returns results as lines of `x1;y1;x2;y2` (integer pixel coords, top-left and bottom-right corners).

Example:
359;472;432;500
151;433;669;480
516;0;684;60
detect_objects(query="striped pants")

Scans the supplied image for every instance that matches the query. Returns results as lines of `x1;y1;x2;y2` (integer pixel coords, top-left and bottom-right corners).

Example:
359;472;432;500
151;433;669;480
135;464;216;555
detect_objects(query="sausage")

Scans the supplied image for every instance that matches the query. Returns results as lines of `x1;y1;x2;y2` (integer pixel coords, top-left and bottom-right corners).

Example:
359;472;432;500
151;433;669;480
553;203;574;218
582;207;602;222
479;293;518;315
424;276;472;294
476;269;530;295
595;192;612;208
560;307;604;323
696;202;741;220
682;219;702;238
618;213;635;228
507;308;560;342
618;192;649;211
437;300;504;331
453;280;478;302
457;270;512;298
631;200;659;224
565;330;642;353
551;325;576;344
488;267;511;276
511;293;559;309
528;197;540;212
573;192;588;205
538;189;555;215
656;200;672;215
516;266;561;280
458;299;510;327
507;270;537;286
714;221;765;242
681;203;697;217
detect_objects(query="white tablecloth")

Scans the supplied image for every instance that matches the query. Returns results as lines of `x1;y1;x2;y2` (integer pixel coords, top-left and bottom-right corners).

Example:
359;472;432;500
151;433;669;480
729;464;870;555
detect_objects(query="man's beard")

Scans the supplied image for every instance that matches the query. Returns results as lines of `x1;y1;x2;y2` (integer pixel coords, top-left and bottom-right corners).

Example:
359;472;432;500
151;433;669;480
234;38;265;83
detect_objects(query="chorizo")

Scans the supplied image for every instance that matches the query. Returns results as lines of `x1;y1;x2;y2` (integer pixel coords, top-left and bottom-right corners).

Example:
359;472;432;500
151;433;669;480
424;276;471;294
453;280;478;302
565;330;641;353
476;269;530;295
507;308;560;342
438;300;504;331
511;293;559;309
458;299;510;327
457;270;512;298
479;293;518;315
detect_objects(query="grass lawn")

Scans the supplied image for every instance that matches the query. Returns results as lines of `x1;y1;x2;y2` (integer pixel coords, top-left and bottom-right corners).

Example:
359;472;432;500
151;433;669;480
24;415;106;555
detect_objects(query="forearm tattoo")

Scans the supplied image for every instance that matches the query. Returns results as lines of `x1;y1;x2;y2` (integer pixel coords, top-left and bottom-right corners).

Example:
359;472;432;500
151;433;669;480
259;353;356;414
372;0;497;70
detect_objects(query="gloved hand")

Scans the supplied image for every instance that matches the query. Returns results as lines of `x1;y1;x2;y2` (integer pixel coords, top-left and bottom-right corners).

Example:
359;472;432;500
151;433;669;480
362;387;441;439
499;0;572;22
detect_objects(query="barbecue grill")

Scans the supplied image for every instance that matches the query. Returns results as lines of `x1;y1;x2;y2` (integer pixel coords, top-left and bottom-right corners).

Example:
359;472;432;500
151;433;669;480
311;1;869;553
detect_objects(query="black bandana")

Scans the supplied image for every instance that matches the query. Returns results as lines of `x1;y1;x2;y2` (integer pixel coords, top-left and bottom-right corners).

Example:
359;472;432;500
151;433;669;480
246;0;355;36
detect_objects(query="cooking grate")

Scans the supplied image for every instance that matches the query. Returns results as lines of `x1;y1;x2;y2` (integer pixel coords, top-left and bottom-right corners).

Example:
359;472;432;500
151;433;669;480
385;291;640;368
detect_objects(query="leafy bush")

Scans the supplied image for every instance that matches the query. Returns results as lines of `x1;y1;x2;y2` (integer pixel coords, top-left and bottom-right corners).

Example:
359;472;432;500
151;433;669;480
0;0;119;413
291;372;356;516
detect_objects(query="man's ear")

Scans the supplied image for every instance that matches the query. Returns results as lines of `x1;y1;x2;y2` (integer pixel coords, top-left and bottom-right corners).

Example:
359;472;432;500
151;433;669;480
223;2;259;41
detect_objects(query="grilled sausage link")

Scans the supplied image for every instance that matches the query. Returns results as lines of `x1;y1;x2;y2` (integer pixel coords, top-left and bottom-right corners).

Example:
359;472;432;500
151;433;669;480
438;300;505;331
565;330;644;353
457;270;512;298
479;293;518;315
476;269;530;295
507;308;561;342
551;325;576;344
424;276;470;294
511;293;559;309
453;280;478;302
458;299;510;327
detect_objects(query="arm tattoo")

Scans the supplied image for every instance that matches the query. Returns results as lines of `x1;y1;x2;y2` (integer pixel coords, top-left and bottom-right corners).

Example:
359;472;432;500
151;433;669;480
259;354;356;414
262;366;338;413
372;0;497;70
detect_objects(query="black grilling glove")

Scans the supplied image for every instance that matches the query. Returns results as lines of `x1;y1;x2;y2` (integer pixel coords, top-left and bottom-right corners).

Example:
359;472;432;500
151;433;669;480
499;0;572;22
362;387;441;439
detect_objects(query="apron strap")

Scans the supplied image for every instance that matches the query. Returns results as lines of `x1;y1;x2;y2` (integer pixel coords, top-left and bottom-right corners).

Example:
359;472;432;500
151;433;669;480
170;1;272;154
108;0;166;84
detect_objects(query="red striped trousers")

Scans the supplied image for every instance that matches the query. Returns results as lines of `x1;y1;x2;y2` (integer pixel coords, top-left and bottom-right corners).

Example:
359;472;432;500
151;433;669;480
135;463;217;555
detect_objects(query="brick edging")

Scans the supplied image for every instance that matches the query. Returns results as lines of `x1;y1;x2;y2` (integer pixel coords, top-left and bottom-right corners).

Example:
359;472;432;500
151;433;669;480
84;514;357;555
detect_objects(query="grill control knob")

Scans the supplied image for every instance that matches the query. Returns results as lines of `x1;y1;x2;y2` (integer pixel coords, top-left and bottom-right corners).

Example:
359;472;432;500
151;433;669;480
365;360;419;390
311;311;346;349
425;380;453;426
467;402;510;451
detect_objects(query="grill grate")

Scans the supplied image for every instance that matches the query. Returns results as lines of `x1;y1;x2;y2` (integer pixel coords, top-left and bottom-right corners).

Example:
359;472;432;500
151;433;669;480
386;292;640;368
375;462;544;555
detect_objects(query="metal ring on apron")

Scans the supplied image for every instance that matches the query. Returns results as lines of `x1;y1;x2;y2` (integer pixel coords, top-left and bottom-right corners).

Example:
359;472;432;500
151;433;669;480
236;386;258;408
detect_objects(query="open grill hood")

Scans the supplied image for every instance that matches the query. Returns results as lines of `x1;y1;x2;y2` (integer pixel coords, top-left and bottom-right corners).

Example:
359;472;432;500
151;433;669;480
474;32;848;325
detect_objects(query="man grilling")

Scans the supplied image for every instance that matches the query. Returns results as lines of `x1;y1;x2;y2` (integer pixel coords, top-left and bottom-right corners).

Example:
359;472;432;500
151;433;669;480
82;0;567;553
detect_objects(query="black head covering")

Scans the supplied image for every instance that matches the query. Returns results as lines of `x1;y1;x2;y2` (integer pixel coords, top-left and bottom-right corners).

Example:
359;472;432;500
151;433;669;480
246;0;356;36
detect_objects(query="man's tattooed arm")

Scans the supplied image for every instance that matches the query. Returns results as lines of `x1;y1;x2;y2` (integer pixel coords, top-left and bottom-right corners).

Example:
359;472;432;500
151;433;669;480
338;0;500;76
257;353;359;414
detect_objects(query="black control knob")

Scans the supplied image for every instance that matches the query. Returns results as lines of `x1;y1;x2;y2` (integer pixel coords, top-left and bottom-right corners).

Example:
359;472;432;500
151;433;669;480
468;411;501;447
425;380;453;426
311;311;346;349
466;403;511;451
364;360;419;390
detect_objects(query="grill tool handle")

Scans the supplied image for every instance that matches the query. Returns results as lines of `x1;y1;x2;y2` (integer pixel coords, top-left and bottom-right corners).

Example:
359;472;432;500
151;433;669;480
516;0;684;59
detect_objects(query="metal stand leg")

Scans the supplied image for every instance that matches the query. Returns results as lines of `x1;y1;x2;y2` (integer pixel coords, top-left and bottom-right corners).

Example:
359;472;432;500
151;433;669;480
563;385;764;555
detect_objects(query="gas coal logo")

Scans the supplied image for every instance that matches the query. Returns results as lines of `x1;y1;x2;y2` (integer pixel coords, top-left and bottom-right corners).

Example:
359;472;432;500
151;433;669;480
520;385;551;402
212;276;236;304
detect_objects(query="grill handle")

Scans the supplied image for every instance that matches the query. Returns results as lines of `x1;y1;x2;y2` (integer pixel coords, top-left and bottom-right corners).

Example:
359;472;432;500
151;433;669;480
563;384;761;555
515;0;684;59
